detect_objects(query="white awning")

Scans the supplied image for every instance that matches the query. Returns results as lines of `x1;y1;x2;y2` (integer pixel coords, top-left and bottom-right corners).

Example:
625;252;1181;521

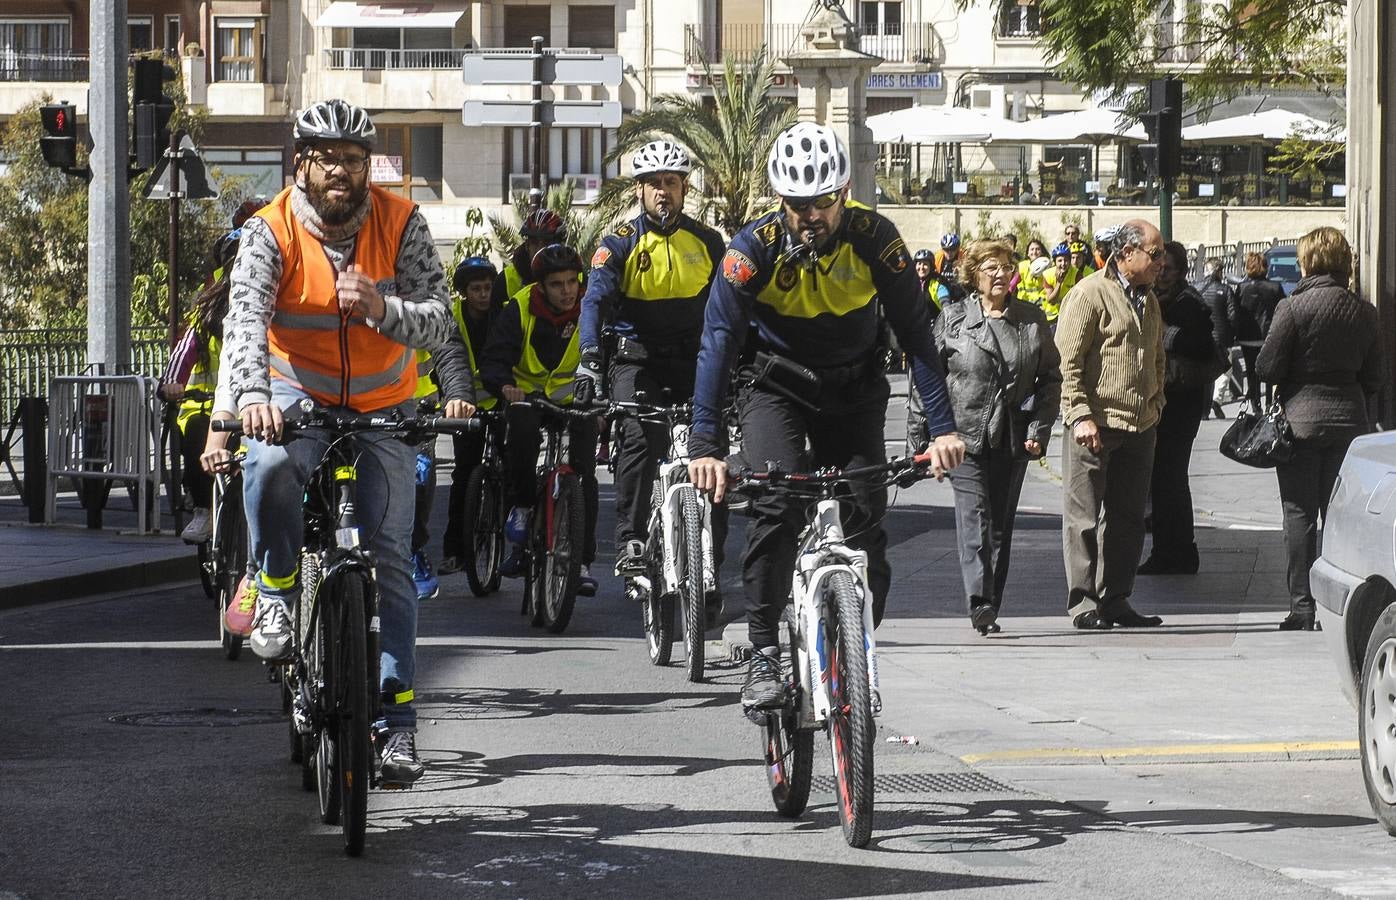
315;2;466;29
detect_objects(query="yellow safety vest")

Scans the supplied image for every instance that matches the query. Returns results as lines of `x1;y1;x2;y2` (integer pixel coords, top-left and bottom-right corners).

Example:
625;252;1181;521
177;333;219;433
413;349;436;399
1016;259;1047;306
510;285;581;404
504;262;524;299
1041;267;1079;323
451;300;497;410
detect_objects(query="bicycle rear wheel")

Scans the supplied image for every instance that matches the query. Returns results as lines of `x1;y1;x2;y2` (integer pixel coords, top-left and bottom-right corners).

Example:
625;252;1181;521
764;707;813;817
197;540;216;600
462;465;503;597
539;472;585;634
677;487;706;682
826;571;875;848
330;574;372;857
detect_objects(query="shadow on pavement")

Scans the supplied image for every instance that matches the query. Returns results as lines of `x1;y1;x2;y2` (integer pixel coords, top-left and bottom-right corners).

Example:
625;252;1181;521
414;686;739;722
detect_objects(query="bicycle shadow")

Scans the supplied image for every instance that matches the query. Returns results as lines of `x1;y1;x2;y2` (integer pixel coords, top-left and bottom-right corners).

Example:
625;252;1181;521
413;685;739;722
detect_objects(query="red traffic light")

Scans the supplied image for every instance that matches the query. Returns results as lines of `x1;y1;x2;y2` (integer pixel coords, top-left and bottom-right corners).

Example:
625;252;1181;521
40;102;77;138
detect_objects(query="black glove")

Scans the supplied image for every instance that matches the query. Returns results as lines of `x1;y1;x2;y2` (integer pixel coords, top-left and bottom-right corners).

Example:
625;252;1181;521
573;351;604;407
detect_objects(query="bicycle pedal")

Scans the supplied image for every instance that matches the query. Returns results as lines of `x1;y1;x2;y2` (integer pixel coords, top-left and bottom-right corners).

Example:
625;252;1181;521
743;707;773;727
378;780;413;791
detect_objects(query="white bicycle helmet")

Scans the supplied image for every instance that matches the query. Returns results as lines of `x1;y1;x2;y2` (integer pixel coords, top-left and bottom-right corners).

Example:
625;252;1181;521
631;140;692;177
767;122;850;198
293;99;376;151
1030;256;1053;278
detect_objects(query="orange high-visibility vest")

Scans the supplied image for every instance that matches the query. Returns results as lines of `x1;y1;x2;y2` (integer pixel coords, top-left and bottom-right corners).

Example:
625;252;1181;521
259;185;418;412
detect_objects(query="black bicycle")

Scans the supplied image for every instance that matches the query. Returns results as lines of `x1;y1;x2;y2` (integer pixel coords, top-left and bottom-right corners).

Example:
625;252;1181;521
207;446;248;661
215;405;478;856
458;409;506;597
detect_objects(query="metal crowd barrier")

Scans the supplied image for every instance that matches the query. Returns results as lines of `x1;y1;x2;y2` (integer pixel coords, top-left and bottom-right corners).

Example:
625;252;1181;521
45;375;164;534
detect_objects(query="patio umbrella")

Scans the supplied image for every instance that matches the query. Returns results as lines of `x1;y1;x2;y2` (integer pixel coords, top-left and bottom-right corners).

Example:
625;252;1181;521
866;106;999;144
1182;108;1343;144
991;107;1147;143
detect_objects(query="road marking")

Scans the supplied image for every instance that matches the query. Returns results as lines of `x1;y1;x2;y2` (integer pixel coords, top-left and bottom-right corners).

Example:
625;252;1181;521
0;640;221;650
961;740;1359;764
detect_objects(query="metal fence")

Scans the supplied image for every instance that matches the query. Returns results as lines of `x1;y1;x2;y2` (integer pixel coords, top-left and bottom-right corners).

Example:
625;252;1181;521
0;328;169;418
1188;238;1295;281
324;47;467;70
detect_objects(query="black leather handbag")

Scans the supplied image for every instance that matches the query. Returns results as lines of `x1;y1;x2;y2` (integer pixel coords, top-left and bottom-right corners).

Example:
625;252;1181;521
1219;402;1294;468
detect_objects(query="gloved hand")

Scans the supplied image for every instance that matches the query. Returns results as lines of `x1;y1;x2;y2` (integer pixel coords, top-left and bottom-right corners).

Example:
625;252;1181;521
573;351;604;407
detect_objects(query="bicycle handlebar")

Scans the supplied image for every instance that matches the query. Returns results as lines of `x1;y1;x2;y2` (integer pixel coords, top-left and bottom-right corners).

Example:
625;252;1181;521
599;399;693;422
212;410;482;438
727;451;937;498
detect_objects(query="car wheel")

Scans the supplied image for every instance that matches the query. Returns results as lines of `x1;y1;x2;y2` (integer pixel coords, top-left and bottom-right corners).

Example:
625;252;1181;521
1359;604;1396;835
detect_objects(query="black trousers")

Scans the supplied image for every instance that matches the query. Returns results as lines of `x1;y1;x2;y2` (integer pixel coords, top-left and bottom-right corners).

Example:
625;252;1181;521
1147;386;1208;566
1276;434;1353;616
503;402;599;565
948;446;1028;613
180;413;213;508
441;426;488;559
739;376;891;650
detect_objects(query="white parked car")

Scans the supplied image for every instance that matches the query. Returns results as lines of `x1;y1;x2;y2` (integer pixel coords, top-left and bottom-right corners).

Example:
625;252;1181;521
1311;429;1396;833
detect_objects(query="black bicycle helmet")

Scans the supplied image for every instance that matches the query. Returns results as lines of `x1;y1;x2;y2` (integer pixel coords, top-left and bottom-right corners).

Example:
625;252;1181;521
912;249;934;263
530;243;584;281
520;209;568;242
213;229;241;272
293;99;376;151
453;255;498;295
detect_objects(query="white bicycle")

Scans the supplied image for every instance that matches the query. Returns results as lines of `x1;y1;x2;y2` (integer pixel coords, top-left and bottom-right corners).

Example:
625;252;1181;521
607;399;719;682
730;453;934;848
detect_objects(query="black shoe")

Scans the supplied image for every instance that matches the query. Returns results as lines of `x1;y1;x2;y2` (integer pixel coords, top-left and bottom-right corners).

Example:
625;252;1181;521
577;565;597;598
741;651;786;709
970;603;998;636
1279;612;1319;631
1105;608;1164;628
1137;556;1199;575
1073;611;1112;630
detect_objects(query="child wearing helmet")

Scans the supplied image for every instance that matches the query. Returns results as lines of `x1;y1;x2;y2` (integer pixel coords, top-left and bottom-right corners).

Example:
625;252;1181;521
492;208;569;312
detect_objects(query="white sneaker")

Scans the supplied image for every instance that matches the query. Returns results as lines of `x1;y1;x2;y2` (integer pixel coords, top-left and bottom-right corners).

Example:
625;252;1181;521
181;508;213;544
380;730;425;785
249;596;295;661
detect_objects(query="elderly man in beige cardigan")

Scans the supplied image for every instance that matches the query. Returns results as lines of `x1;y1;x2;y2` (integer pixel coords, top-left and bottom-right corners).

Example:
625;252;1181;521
1055;219;1168;630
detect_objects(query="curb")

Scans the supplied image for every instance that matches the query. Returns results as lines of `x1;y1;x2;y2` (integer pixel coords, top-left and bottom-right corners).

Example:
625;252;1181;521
0;554;199;610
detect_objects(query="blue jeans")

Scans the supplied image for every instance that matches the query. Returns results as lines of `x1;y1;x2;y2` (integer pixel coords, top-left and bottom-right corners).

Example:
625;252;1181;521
243;381;420;730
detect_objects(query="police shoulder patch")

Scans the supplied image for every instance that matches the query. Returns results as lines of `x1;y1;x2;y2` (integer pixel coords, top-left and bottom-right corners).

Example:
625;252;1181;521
878;237;910;273
614;223;635;238
755;220;780;247
591;246;612;269
850;208;878;237
722;249;758;287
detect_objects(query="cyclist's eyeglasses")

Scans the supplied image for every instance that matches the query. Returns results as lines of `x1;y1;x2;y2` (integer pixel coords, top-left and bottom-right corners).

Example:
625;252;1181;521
978;262;1014;277
307;152;370;175
784;191;842;213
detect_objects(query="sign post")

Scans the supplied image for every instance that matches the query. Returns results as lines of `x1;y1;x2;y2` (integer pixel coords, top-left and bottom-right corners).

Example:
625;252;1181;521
142;132;219;347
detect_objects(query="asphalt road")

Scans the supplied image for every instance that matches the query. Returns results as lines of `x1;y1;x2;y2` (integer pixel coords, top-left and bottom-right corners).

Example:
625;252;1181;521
1;410;1389;898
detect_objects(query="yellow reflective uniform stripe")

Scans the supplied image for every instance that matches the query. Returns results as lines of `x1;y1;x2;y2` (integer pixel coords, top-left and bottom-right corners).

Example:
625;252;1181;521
620;228;717;301
334;466;356;482
755;242;877;319
259;569;297;591
389;688;414;705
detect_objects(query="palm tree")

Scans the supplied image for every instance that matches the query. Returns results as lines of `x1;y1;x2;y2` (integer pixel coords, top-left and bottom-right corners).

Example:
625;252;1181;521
487;178;632;263
598;47;798;237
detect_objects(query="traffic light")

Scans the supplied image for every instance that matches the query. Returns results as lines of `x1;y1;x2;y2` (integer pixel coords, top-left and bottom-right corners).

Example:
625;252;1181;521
39;102;78;170
1140;78;1182;181
132;58;175;170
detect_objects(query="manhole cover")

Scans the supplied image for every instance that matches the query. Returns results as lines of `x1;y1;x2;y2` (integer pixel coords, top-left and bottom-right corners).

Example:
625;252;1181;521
811;772;1019;794
109;708;284;728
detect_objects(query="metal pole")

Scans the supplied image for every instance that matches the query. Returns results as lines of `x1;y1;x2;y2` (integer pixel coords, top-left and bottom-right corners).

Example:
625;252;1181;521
1160;175;1175;241
166;129;182;349
530;34;544;208
87;0;131;375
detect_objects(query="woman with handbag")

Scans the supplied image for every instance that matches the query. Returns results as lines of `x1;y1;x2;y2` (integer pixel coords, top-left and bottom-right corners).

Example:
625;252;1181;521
1258;226;1383;631
929;239;1062;635
1138;242;1225;575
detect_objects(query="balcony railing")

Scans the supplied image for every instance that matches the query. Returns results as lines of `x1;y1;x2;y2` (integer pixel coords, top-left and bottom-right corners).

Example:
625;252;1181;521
324;47;467;70
997;0;1042;37
0;52;89;82
684;22;941;67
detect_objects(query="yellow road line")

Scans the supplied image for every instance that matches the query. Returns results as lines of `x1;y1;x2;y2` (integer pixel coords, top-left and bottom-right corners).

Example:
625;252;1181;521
961;740;1359;764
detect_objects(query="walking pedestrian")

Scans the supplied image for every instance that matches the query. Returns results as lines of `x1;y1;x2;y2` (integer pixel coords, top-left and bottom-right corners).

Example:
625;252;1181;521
1056;220;1168;630
1257;226;1383;631
1197;258;1236;419
1138;241;1224;575
1233;251;1284;408
936;239;1061;635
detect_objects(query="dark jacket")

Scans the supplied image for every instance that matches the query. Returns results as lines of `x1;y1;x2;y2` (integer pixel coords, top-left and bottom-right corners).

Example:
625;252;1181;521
1231;276;1284;344
1159;283;1223;392
478;288;581;397
924;294;1062;456
1197;274;1235;352
1257;273;1383;441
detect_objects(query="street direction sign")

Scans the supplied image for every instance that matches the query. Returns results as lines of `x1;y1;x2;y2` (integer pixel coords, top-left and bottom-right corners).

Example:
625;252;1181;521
463;99;622;128
142;134;218;200
462;52;622;86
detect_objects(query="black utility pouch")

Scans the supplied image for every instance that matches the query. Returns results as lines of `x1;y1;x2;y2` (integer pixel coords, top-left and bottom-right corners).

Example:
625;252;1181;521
751;350;822;398
614;336;650;364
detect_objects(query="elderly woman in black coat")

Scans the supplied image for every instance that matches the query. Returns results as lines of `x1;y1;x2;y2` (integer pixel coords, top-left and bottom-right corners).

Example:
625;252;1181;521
1258;227;1383;631
925;238;1062;635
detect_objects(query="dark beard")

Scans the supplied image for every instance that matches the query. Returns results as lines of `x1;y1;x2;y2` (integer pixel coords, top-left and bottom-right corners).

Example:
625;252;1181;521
306;177;366;226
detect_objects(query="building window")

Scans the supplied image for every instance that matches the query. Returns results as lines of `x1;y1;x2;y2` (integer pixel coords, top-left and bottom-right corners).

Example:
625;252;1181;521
128;16;154;52
503;127;618;201
204;147;284;197
567;5;616;49
164;15;181;56
503;5;551;48
373;125;443;202
998;0;1041;37
860;1;903;36
0;18;76;81
215;17;264;82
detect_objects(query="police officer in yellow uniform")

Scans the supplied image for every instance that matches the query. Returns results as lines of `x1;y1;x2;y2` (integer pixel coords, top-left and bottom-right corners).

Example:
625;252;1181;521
686;123;966;710
574;140;729;585
478;243;599;594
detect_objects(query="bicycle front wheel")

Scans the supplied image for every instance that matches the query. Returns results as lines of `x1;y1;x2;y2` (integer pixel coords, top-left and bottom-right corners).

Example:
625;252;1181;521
215;494;247;661
677;486;707;682
462;465;503;597
330;575;372;857
539;472;585;634
826;571;875;848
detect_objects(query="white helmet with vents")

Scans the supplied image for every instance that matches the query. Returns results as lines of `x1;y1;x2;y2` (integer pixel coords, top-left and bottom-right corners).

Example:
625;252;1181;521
293;99;376;150
631;140;692;177
767;122;850;198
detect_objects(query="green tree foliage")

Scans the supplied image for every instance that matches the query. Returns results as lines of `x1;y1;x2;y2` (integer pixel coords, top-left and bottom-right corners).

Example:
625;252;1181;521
601;47;798;236
487;178;629;263
0;62;256;332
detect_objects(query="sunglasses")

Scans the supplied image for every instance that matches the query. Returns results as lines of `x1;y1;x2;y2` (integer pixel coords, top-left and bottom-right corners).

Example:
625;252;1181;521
1132;245;1165;261
784;191;842;212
